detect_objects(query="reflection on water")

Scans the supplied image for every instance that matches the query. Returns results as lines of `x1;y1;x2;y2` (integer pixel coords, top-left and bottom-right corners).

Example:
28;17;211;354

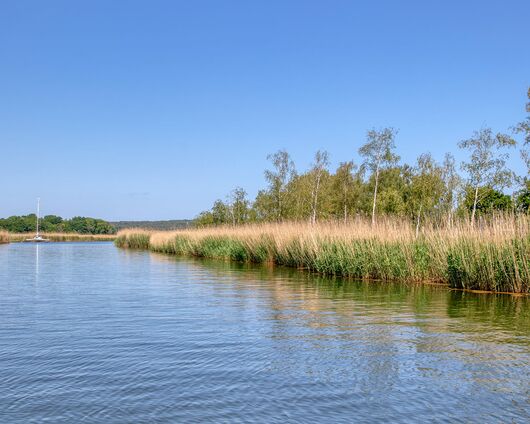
35;244;39;278
0;243;529;423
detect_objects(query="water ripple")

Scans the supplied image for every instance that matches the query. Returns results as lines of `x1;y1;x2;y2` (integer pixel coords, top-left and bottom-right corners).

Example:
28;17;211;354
0;243;529;423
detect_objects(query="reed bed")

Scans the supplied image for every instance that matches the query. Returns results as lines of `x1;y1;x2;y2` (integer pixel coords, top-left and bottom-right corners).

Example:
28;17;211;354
115;216;530;293
0;230;9;244
113;229;151;249
8;233;117;242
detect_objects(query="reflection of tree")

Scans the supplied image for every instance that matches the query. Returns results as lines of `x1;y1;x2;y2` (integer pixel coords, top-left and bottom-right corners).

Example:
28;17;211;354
148;252;530;396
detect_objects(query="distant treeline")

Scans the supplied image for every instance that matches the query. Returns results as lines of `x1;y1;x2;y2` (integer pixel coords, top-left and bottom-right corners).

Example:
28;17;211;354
196;89;530;228
0;215;116;234
111;220;193;231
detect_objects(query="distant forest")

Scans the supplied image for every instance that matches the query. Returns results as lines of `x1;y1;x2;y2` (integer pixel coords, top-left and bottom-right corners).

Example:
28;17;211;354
0;216;194;234
111;220;193;231
0;215;116;234
196;89;530;227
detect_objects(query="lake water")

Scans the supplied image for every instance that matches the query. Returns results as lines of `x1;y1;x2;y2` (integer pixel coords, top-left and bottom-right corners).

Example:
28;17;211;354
0;242;529;423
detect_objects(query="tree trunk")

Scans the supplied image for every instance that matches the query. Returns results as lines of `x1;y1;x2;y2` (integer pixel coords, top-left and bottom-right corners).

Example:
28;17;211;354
415;204;422;239
277;188;282;222
310;172;321;225
343;202;347;224
310;186;316;225
471;185;479;227
447;209;453;229
371;166;379;226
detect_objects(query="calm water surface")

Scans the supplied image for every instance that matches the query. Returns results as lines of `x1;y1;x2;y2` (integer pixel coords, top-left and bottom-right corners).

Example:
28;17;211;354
0;242;529;423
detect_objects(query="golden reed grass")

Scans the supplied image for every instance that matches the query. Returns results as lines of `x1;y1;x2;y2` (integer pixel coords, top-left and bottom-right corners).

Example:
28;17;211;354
116;215;530;293
0;230;9;244
8;233;116;242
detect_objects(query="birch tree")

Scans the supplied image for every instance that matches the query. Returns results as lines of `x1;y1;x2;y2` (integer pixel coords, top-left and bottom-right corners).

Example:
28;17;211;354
309;150;329;225
458;127;516;226
332;161;360;223
409;153;445;236
440;153;461;227
211;200;230;224
227;187;249;225
264;150;296;221
358;128;399;225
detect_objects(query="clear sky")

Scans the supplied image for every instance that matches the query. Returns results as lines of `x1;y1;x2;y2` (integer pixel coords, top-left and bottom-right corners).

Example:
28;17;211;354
1;0;529;220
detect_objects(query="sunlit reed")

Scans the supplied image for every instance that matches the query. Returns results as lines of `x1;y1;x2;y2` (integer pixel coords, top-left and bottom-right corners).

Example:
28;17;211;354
115;215;530;293
8;233;116;242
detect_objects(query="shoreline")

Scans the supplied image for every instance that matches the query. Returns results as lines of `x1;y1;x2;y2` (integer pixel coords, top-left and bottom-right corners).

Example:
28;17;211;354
114;218;530;295
119;240;530;296
153;250;530;297
6;233;116;243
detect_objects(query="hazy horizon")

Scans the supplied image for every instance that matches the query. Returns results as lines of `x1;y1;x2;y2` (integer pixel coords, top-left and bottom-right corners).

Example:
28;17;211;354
1;0;529;221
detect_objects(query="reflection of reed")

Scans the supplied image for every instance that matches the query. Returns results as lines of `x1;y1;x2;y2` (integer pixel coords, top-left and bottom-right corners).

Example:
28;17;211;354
150;253;530;342
152;254;530;394
447;291;530;337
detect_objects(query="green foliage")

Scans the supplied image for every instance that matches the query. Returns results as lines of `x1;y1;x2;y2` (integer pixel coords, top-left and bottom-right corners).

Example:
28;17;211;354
194;211;216;227
405;153;446;222
358;127;400;223
458;127;516;224
462;186;513;215
194;90;530;227
195;143;522;227
66;217;116;234
228;187;250;225
308;150;330;224
371;167;407;215
264;150;297;221
358;127;400;173
459;128;516;190
330;161;362;222
0;214;37;233
516;182;530;213
112;220;192;231
0;214;116;234
252;190;275;222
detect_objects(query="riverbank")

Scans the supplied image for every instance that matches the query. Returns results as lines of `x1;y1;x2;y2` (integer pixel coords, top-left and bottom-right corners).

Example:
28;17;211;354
115;217;530;294
8;233;116;242
0;230;8;244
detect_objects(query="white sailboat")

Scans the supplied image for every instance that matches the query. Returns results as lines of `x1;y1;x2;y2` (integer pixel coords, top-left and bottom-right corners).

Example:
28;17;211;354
25;198;49;242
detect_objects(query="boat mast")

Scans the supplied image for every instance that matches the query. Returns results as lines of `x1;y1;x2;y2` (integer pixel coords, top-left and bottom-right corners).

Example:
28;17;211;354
36;197;40;237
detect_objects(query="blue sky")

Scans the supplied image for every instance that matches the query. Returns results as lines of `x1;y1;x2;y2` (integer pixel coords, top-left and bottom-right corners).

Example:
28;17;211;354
1;0;529;220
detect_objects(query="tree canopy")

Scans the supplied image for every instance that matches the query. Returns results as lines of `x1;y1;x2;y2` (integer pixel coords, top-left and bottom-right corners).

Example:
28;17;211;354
195;89;530;229
0;215;116;234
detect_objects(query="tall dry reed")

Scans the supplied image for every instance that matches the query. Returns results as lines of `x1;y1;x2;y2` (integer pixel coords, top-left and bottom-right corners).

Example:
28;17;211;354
115;215;530;293
0;230;9;244
8;233;117;242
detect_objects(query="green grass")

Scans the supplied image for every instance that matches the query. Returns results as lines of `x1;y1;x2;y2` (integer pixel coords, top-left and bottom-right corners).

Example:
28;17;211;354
115;219;530;294
114;231;150;249
446;237;530;293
